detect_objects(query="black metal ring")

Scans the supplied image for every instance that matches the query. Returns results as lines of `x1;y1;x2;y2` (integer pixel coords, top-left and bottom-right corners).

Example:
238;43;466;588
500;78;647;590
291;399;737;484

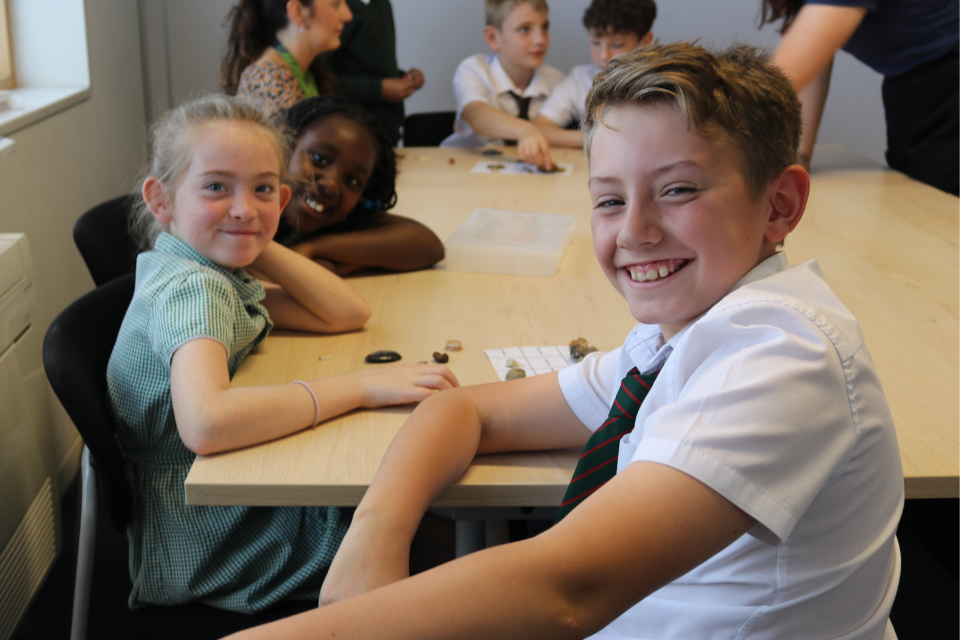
364;350;401;364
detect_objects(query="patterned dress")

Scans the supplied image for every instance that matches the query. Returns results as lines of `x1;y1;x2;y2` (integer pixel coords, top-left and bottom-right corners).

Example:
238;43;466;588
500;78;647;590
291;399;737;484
106;233;350;612
236;59;307;115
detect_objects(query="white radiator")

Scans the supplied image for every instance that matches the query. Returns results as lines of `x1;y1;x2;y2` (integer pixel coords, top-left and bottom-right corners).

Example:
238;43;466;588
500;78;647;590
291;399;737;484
0;234;60;640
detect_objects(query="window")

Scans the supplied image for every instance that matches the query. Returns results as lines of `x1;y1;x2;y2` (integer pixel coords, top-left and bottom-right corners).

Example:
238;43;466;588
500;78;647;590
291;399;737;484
0;0;12;90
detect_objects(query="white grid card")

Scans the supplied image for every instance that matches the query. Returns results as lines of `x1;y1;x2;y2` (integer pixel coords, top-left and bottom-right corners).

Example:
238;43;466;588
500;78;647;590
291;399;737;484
484;345;578;381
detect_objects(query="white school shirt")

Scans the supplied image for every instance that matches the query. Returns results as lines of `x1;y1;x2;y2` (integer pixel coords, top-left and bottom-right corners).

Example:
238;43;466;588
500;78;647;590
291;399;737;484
537;63;600;128
441;53;565;147
558;252;904;640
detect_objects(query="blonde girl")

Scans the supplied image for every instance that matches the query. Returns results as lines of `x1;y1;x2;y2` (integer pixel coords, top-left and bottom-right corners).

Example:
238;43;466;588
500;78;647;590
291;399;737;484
107;94;457;612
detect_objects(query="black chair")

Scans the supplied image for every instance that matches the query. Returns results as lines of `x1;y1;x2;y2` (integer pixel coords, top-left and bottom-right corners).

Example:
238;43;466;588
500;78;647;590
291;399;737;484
43;274;313;640
73;195;140;286
402;110;456;147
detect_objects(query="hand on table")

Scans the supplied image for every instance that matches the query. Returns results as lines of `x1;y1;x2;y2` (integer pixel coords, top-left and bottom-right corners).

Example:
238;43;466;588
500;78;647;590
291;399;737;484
353;362;459;408
517;123;553;171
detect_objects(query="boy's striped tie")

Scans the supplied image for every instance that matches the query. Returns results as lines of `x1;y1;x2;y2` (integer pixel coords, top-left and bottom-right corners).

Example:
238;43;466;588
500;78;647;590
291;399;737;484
554;367;658;523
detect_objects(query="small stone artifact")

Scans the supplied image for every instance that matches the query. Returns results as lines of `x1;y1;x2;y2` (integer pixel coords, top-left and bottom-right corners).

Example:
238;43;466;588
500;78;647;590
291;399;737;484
506;358;524;369
505;367;526;380
569;338;598;362
365;350;401;363
448;157;456;165
481;148;503;156
445;340;462;352
536;164;564;173
432;352;449;363
488;163;506;172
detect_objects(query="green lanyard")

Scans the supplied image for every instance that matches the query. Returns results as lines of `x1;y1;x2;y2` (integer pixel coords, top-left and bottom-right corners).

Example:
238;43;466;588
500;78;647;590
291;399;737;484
274;42;319;98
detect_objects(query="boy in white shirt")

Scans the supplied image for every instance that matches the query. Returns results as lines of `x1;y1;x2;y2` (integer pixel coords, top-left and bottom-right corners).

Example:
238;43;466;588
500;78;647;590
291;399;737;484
441;0;565;170
535;0;656;149
232;43;904;640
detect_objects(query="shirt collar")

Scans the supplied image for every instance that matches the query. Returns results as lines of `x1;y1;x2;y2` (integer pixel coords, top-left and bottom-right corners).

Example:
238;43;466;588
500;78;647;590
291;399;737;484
490;55;552;98
153;232;263;303
624;251;791;374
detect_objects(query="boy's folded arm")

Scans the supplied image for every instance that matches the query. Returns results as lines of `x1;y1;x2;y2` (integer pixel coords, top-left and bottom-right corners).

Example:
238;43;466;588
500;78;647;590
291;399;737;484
251;241;371;333
320;373;589;603
292;212;445;271
231;461;755;640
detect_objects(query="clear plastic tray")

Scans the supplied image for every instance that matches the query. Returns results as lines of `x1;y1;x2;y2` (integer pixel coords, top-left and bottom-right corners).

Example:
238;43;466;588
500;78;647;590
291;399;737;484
444;208;575;277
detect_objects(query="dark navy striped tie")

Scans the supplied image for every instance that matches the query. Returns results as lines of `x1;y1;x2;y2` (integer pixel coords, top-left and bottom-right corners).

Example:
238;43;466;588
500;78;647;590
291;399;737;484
554;367;657;523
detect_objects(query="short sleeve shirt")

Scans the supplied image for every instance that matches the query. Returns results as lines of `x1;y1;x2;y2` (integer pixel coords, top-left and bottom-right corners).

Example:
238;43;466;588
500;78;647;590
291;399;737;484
106;233;349;612
237;59;308;115
807;0;959;75
558;253;904;639
441;53;565;147
537;63;600;128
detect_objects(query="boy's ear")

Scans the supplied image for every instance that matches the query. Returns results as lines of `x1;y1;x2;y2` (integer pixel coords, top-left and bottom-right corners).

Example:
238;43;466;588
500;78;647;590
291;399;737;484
764;164;809;244
142;177;173;224
640;31;654;48
483;25;501;52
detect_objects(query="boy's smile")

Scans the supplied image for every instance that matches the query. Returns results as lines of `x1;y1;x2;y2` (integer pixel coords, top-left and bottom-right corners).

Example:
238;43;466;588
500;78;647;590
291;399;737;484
588;103;781;340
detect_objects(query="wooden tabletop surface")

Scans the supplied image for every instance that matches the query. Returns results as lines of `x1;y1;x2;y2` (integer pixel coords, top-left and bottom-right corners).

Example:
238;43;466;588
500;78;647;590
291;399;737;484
185;145;959;505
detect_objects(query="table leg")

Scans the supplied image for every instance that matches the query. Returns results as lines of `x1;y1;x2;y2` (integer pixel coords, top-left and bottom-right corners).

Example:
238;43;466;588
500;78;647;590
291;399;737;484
455;519;485;557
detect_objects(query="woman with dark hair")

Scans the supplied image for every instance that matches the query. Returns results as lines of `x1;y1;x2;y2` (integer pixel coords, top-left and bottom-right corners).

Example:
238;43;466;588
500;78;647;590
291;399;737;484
221;0;352;114
276;95;445;276
763;0;958;195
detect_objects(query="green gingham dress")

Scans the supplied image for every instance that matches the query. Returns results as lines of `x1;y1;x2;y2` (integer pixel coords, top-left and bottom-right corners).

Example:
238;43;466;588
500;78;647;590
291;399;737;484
106;233;350;612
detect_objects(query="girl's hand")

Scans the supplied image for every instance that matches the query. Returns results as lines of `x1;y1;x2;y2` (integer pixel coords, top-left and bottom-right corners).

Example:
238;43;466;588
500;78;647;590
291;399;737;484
352;363;459;408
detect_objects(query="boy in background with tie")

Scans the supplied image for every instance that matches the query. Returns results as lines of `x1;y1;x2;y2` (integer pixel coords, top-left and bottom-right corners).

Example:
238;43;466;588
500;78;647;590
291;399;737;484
534;0;656;149
441;0;565;171
231;42;904;640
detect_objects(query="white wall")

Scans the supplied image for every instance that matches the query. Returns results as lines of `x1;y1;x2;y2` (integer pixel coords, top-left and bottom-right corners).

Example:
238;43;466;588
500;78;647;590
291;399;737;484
0;0;147;490
148;0;887;165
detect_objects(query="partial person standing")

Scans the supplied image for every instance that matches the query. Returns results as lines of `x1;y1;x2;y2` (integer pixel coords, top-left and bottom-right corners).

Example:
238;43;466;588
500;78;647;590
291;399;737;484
319;0;425;146
765;0;959;195
221;0;353;115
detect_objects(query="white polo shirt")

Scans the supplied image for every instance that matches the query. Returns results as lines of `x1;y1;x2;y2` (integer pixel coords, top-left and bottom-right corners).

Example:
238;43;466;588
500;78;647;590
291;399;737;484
441;53;565;147
537;63;600;128
558;252;904;639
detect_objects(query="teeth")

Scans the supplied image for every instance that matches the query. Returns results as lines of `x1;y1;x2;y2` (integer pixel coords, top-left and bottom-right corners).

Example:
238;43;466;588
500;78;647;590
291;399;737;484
305;197;324;213
630;262;680;282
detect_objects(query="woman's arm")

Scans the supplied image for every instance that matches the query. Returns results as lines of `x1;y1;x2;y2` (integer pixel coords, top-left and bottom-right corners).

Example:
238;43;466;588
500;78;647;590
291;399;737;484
170;338;459;455
230;460;754;640
533;114;584;148
250;240;371;333
773;4;867;167
291;212;445;274
319;372;592;603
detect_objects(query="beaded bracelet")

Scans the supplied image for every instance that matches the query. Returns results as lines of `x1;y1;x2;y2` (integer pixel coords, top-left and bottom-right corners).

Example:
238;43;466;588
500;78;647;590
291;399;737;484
292;380;320;427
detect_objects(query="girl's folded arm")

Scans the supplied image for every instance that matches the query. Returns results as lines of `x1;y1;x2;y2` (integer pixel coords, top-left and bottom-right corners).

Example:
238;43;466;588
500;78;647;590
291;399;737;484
251;241;370;333
169;339;458;455
294;212;445;272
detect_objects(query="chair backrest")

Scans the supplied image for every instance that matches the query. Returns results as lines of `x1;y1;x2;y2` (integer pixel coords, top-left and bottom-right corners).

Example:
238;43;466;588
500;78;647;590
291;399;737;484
43;273;136;531
402;111;456;147
73;195;141;287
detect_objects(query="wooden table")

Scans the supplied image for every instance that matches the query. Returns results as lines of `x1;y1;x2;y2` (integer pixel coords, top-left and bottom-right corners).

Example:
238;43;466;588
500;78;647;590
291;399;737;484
185;145;959;520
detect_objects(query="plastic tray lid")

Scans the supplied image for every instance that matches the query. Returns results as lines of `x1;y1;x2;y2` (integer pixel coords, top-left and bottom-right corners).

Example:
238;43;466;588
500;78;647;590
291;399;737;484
447;208;575;253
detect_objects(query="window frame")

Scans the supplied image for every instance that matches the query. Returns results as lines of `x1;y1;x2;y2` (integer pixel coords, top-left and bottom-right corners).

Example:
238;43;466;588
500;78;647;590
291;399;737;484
0;0;13;90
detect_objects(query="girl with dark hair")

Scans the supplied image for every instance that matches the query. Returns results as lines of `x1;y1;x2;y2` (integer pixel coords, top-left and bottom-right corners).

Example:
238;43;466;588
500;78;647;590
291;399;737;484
276;95;445;276
221;0;352;114
763;0;958;195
